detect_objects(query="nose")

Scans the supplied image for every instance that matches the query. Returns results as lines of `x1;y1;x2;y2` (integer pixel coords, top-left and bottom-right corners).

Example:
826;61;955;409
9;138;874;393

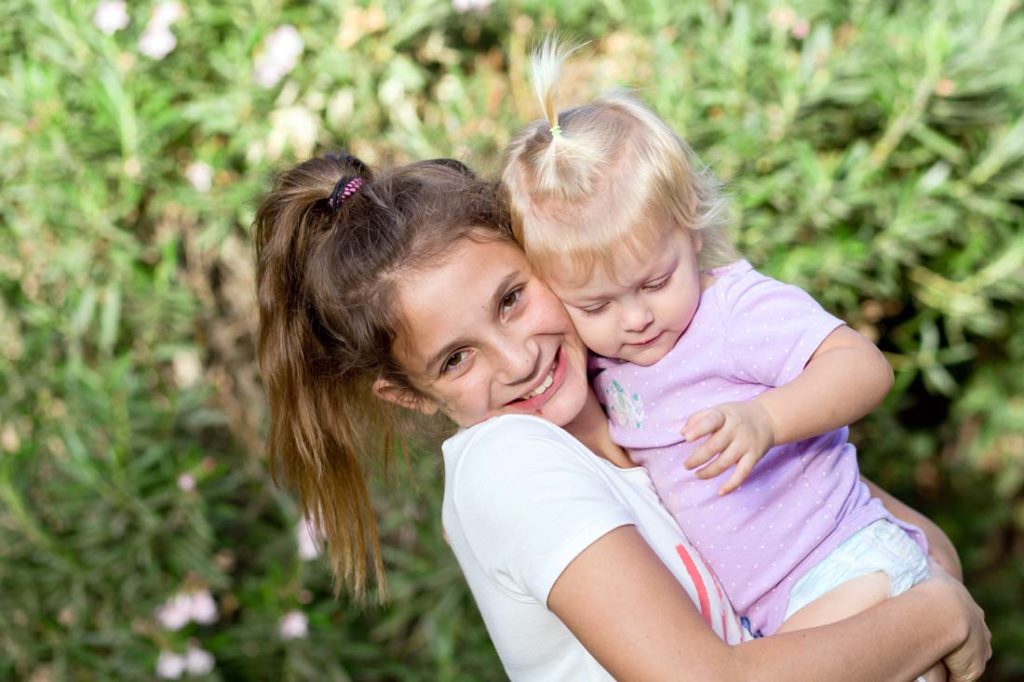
494;336;542;387
620;301;654;333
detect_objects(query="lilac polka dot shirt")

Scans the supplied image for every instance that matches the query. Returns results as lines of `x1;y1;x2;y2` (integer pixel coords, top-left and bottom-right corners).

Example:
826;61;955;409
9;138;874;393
592;260;927;635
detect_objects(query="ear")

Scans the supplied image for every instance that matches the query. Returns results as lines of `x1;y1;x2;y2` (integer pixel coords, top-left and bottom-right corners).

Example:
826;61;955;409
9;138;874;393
690;230;703;254
372;377;439;416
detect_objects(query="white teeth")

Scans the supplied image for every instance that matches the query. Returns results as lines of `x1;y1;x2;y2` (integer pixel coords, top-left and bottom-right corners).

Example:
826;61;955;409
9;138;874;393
523;363;556;400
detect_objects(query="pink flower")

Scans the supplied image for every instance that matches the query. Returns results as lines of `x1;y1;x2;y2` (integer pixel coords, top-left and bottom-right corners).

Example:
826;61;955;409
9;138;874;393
279;610;308;640
254;25;304;88
139;28;176;59
138;1;183;60
151;1;184;28
155;590;218;629
185;161;213;193
452;0;493;12
791;18;810;40
156;651;186;679
188;589;218;625
296;517;320;560
176;473;196;492
93;0;129;35
155;593;191;631
185;645;215;675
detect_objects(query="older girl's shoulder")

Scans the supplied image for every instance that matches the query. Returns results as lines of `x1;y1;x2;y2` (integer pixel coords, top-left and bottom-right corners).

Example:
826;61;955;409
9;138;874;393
443;414;584;475
448;413;571;445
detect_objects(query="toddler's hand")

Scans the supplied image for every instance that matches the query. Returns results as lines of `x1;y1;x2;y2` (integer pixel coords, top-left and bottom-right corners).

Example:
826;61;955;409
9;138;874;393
681;401;775;495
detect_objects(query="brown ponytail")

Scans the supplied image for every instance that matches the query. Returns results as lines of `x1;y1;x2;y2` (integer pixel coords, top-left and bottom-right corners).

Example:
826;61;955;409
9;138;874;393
254;153;509;599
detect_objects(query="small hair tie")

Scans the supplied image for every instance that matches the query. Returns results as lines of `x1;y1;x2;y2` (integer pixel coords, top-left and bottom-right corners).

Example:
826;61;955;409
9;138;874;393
550;124;562;138
328;177;365;211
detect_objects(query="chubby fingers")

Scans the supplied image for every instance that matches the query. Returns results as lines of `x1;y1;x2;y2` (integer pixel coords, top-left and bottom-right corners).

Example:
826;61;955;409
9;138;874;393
684;417;733;471
681;409;725;444
716;453;758;495
693;440;747;481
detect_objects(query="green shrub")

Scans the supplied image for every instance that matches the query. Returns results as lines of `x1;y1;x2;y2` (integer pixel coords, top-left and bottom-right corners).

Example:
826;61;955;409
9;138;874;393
1;0;1021;679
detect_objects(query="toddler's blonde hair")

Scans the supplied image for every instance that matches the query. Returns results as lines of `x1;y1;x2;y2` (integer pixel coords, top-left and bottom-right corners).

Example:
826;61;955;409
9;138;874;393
502;39;736;282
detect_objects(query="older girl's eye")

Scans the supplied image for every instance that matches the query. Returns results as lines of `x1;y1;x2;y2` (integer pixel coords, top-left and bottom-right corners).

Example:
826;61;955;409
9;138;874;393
500;287;523;315
441;350;470;374
643;276;670;292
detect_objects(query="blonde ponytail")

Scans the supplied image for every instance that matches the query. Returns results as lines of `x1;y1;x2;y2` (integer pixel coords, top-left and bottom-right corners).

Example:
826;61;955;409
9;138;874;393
531;38;583;134
502;38;737;279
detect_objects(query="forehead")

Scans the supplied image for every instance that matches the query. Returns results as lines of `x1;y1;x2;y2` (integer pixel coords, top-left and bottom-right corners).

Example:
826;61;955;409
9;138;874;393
548;227;685;294
392;237;527;369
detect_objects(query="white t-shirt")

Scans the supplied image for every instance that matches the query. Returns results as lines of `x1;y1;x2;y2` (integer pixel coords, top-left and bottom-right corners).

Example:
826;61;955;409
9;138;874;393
442;415;749;681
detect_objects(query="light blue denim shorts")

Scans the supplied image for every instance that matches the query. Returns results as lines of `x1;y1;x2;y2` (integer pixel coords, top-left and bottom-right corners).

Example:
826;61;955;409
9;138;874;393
785;519;930;621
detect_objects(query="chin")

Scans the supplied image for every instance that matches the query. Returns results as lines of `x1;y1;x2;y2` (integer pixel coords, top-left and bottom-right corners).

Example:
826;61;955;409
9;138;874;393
620;347;666;367
626;333;680;366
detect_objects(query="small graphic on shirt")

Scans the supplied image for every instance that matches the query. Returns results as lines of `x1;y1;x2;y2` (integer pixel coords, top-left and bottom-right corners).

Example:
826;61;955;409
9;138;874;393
604;380;645;429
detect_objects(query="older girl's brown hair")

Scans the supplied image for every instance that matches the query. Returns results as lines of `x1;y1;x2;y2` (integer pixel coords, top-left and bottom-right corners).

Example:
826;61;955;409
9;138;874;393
254;153;510;599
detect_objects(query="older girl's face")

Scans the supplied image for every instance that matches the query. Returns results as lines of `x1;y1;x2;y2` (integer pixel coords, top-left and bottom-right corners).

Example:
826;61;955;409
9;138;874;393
380;236;591;429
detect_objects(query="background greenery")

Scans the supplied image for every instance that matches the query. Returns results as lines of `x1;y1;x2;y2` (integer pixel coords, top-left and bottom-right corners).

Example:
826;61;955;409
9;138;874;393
2;0;1021;679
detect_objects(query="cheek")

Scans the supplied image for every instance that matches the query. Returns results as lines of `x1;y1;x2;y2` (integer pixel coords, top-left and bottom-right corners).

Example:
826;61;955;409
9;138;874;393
445;396;491;428
665;282;699;322
536;288;572;325
579;323;620;358
530;291;581;343
565;310;600;345
426;370;496;427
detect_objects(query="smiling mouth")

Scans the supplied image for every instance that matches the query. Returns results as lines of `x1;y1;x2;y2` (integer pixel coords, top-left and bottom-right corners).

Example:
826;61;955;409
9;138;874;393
522;360;557;400
508;347;565;407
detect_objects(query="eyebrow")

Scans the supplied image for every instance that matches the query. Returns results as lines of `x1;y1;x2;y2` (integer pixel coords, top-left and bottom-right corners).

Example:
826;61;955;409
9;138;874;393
422;269;522;374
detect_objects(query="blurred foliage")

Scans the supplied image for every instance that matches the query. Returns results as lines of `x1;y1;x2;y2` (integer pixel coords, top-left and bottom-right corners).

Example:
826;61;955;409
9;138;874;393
1;0;1021;679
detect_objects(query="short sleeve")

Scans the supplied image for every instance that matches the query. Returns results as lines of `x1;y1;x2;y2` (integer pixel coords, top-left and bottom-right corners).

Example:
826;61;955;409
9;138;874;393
719;273;844;387
447;417;634;603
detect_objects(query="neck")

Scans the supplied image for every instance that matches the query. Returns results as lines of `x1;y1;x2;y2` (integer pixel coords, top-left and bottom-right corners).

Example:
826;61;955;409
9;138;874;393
564;389;634;468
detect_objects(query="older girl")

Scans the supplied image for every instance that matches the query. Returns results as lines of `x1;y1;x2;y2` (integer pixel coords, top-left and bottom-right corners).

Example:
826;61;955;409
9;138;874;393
254;153;989;680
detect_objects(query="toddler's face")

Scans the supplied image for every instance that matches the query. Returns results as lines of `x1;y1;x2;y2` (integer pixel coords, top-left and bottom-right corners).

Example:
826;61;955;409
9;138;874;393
547;226;704;366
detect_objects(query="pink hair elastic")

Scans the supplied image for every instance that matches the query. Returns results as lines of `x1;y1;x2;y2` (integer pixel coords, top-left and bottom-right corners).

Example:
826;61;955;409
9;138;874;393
328;177;365;211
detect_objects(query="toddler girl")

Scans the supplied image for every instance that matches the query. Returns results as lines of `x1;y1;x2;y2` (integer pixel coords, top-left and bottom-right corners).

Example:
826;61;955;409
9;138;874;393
502;41;940;680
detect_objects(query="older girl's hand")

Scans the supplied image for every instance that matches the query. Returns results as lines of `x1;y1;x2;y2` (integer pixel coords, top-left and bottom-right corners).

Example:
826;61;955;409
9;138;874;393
928;560;991;682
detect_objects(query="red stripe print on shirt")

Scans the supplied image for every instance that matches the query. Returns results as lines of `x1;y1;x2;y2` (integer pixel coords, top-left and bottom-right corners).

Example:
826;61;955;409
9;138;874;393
676;544;712;628
710;569;729;639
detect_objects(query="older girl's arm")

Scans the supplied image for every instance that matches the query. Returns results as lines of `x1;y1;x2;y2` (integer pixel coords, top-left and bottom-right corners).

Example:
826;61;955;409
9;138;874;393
548;525;987;681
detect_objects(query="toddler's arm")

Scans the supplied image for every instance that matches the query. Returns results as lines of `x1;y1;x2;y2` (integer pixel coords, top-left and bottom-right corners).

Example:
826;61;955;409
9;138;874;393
684;326;893;494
